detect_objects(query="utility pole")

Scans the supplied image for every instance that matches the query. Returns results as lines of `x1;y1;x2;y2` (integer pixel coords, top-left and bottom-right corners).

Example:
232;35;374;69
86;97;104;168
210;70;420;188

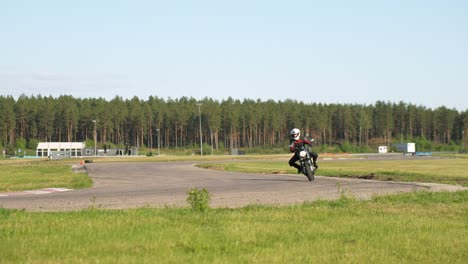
462;129;465;153
92;120;97;156
156;128;160;155
211;129;213;155
197;103;203;155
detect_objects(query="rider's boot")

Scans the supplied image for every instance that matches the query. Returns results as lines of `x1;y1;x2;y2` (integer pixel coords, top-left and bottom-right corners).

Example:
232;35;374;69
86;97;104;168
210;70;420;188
313;161;319;169
294;164;302;174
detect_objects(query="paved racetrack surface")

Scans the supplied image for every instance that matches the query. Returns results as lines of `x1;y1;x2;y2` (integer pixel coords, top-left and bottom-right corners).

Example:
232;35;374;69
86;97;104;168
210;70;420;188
0;161;466;211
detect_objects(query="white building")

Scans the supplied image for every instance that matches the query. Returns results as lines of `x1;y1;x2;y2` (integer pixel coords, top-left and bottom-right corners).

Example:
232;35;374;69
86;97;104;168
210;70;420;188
36;142;86;157
395;143;416;154
378;146;388;153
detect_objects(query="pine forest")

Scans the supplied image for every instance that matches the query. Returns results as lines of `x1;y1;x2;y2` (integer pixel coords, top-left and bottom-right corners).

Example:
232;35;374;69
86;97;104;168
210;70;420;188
0;95;467;155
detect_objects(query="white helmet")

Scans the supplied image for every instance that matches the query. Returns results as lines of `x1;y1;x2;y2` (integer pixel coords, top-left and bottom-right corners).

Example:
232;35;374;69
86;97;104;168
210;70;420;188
291;128;300;140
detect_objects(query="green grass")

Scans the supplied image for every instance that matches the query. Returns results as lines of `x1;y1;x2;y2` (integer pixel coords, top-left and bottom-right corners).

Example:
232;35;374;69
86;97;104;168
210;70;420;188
1;156;467;262
198;158;468;186
0;163;92;192
0;191;467;263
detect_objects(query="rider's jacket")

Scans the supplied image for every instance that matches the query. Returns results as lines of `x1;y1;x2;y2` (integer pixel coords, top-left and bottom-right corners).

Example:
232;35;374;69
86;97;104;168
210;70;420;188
289;138;313;153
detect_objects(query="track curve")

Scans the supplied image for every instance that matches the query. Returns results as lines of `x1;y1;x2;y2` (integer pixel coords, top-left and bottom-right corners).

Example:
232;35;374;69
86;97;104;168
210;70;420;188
0;162;465;211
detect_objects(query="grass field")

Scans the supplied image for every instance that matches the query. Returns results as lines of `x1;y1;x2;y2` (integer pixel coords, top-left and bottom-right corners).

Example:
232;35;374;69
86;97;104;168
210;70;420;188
1;155;467;263
1;191;467;263
0;163;92;192
197;158;468;187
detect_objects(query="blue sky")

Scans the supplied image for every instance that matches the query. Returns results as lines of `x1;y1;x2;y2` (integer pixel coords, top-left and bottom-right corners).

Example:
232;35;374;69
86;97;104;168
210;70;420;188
1;0;467;110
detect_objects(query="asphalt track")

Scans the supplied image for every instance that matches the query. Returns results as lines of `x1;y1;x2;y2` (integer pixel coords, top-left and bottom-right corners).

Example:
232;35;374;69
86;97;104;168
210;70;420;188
0;161;466;212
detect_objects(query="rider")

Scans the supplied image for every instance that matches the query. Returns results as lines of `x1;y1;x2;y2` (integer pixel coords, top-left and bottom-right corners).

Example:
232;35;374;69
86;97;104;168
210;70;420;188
288;128;319;173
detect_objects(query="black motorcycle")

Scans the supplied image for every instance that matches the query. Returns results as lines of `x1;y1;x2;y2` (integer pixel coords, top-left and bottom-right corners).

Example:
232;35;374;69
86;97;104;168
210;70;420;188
296;140;316;181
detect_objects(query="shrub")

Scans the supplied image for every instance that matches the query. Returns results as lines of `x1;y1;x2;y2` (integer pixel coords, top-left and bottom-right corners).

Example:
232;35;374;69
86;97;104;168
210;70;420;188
27;138;40;150
339;141;354;153
15;137;27;151
186;188;211;213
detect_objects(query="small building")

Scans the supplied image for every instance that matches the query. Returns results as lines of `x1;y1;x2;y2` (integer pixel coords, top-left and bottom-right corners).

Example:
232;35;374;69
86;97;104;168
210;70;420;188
36;142;86;158
81;147;137;156
37;142;138;158
395;142;416;154
378;146;388;153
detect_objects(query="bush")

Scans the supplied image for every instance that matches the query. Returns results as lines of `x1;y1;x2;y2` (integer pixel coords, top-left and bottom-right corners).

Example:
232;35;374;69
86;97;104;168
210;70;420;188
27;138;40;150
84;139;94;148
413;137;433;151
201;143;213;155
339;141;354;153
15;137;27;151
186;188;211;213
4;145;15;156
356;145;374;153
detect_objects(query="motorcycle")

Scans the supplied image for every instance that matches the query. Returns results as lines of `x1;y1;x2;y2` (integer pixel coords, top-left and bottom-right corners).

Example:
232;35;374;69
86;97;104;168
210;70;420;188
296;139;316;181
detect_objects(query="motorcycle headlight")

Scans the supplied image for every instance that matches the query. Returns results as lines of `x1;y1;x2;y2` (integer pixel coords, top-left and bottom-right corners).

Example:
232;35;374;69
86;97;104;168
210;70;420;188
299;150;307;158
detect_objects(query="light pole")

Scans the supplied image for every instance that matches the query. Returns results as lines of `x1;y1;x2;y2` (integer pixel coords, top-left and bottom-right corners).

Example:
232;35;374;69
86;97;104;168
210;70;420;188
197;103;203;155
462;129;465;153
211;129;213;155
156;128;160;156
92;120;97;156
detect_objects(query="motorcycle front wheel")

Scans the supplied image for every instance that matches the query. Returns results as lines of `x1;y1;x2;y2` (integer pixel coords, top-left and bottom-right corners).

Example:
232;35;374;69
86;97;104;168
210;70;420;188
304;162;315;181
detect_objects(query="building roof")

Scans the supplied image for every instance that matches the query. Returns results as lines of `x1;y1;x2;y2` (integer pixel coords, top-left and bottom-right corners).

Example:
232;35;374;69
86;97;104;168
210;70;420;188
37;142;86;149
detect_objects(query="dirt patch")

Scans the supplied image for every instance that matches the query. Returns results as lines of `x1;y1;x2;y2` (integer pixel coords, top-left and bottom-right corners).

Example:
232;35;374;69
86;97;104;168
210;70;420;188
270;171;288;174
72;165;87;174
346;173;375;180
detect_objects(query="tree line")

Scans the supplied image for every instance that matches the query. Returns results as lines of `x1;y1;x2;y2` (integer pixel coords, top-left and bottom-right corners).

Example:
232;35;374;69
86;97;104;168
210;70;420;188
0;95;467;153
